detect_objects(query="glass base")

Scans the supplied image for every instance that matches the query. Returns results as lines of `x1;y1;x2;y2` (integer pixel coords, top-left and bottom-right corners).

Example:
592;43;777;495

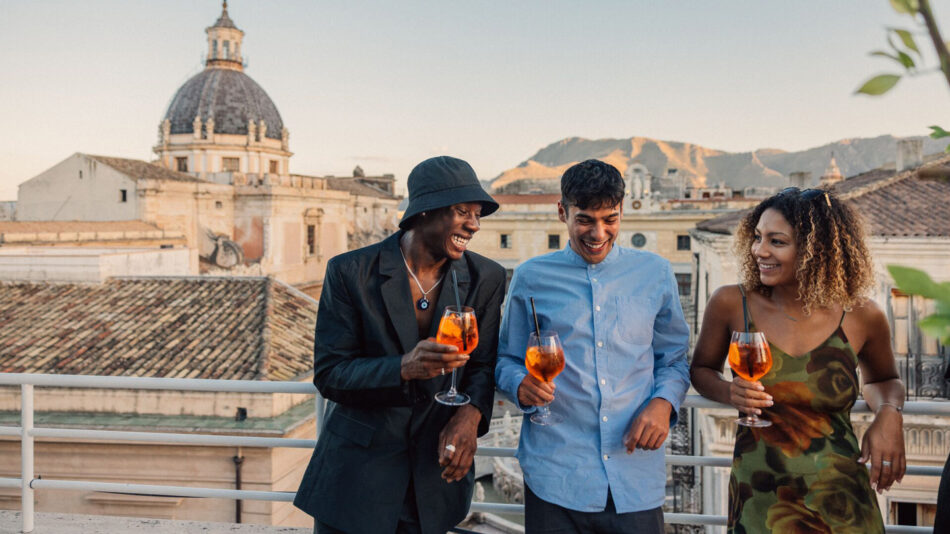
735;416;771;427
435;390;470;406
530;411;563;426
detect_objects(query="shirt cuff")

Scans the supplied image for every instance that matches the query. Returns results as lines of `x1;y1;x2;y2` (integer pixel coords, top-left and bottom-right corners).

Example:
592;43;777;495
651;389;683;426
500;369;538;414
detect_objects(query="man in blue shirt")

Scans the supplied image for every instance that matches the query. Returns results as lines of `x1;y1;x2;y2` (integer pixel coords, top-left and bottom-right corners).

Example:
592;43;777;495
495;159;690;533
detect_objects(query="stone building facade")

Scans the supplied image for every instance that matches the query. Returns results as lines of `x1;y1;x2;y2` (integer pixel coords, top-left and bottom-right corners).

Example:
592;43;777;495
12;4;401;297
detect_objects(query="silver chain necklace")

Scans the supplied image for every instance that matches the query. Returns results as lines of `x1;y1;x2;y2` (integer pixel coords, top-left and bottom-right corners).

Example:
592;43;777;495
399;248;445;310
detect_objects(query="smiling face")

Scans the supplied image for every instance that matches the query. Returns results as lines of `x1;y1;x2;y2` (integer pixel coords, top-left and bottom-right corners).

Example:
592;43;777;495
558;201;621;264
752;207;799;287
418;202;482;261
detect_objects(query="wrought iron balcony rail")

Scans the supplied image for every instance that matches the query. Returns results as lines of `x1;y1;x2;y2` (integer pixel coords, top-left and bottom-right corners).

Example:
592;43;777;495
0;373;942;534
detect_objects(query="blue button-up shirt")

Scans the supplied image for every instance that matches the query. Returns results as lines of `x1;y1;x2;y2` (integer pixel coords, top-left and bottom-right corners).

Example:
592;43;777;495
495;243;690;513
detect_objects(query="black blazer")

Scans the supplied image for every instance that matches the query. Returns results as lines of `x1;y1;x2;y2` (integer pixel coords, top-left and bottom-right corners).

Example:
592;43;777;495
294;232;506;533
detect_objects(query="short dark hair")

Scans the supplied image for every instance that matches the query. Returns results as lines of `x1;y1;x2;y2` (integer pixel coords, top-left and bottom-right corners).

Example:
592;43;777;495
560;160;625;210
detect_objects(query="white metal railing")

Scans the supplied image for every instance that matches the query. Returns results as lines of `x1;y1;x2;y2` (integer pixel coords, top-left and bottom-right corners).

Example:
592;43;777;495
0;372;943;533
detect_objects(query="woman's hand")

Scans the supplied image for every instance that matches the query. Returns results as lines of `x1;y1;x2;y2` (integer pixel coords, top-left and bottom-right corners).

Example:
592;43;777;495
859;407;905;493
438;405;480;483
729;376;773;415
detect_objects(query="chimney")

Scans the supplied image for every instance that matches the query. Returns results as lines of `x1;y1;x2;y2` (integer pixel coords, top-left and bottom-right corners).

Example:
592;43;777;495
897;139;923;172
788;171;811;189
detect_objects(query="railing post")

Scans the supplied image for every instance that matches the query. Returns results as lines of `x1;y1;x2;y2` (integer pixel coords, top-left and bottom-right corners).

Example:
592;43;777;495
21;384;34;533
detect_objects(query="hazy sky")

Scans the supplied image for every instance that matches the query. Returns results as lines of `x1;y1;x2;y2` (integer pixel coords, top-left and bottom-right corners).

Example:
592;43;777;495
2;1;949;200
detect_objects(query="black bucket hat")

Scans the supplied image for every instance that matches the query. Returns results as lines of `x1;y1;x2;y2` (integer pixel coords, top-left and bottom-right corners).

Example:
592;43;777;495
399;156;499;229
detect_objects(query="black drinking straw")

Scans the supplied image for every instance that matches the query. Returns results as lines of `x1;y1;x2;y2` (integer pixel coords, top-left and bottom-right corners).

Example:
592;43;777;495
452;270;465;352
529;297;542;340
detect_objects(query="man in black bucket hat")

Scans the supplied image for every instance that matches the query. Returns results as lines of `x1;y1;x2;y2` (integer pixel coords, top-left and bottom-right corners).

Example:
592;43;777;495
294;156;506;534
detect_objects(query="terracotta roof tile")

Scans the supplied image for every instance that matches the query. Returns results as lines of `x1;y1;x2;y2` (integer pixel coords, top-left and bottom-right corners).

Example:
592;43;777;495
324;176;400;200
0;277;316;380
87;155;205;183
0;221;162;233
696;155;950;237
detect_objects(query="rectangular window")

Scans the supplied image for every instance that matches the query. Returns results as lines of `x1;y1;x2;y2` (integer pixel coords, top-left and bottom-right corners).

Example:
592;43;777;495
269;160;279;174
222;157;240;172
675;273;691;298
677;235;691;251
307;225;316;255
548;234;560;250
119;189;127;203
223;40;231;59
215;201;223;209
500;234;511;249
176;157;188;172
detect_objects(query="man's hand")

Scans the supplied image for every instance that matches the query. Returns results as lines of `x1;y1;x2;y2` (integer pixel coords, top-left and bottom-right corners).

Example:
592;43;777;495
623;398;673;452
517;373;555;407
400;338;466;381
438;404;481;483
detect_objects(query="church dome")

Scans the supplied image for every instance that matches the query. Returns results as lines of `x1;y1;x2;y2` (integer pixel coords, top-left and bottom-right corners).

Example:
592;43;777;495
163;69;284;140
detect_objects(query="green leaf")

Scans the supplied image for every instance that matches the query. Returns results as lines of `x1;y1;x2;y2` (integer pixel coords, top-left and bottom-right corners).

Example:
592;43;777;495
929;125;950;139
888;265;950;301
896;50;916;69
855;74;901;95
870;50;914;70
870;50;900;60
890;0;919;15
918;314;950;344
892;28;921;55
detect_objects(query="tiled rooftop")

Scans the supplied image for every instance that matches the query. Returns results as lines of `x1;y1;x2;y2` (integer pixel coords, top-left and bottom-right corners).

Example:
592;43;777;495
696;155;950;236
0;277;316;380
0;220;163;234
494;193;561;205
325;176;400;199
87;155;206;183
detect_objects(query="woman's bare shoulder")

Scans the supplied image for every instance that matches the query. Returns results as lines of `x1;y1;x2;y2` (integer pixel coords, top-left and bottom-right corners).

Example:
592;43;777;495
703;285;746;321
849;297;887;326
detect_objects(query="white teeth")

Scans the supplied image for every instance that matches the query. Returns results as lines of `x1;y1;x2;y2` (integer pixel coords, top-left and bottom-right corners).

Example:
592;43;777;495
452;236;469;247
584;241;606;250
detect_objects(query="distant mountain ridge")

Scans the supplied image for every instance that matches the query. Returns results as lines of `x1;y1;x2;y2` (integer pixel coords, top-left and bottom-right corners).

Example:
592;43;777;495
490;135;950;193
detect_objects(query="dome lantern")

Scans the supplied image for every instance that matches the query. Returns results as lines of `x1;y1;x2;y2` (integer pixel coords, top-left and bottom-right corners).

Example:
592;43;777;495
205;1;244;72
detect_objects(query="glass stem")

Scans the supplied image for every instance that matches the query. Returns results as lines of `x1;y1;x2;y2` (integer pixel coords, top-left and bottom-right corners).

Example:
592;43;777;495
448;369;459;395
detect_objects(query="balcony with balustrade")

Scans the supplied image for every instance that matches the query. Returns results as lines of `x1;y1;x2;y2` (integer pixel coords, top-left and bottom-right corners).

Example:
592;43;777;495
0;372;943;533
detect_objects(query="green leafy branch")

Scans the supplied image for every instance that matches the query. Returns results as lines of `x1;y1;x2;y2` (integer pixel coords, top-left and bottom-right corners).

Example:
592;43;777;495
888;266;950;344
857;0;950;150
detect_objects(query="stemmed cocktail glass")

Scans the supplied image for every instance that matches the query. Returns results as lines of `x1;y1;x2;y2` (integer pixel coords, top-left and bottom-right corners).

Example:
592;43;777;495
434;305;478;406
728;331;773;427
525;330;565;425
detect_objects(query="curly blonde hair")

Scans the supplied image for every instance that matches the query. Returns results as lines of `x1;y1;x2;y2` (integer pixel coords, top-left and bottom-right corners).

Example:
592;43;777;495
733;189;875;315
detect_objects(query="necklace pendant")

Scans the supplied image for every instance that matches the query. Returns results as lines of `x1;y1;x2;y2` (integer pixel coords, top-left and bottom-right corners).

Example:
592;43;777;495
417;297;429;310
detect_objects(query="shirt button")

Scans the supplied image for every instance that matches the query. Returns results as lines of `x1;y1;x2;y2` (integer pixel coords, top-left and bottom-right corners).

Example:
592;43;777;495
603;454;609;461
602;416;608;422
592;278;598;282
597;341;603;348
595;305;601;312
600;379;606;385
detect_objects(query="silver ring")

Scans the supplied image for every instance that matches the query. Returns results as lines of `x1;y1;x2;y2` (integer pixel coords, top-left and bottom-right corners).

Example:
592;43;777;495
881;460;892;467
441;367;445;375
445;444;456;453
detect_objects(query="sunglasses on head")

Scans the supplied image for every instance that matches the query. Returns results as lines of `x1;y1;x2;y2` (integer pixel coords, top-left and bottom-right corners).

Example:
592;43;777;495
779;187;831;206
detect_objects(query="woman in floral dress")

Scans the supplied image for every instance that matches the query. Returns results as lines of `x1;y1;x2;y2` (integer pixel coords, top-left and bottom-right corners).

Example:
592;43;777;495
690;188;906;533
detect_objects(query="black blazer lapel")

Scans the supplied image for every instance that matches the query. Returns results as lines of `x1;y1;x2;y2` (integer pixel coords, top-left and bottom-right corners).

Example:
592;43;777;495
379;234;418;354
